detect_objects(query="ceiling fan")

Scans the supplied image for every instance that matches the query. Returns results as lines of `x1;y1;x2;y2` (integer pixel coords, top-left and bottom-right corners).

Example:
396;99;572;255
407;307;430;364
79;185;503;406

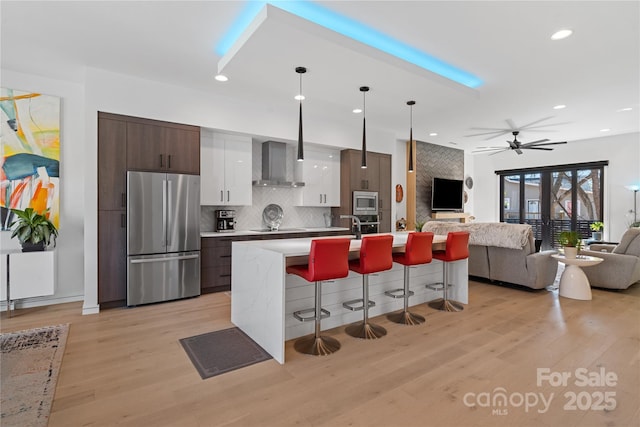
473;131;567;155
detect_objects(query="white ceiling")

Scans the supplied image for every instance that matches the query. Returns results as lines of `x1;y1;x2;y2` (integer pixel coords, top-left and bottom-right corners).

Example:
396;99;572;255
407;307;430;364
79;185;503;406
2;1;638;152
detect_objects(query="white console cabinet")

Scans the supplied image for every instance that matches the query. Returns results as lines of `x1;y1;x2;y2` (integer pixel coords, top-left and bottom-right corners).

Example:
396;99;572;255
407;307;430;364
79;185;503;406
201;131;252;206
1;250;56;313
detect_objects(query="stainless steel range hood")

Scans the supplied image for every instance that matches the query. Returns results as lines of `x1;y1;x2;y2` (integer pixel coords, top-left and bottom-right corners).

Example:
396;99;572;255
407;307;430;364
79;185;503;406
252;141;305;187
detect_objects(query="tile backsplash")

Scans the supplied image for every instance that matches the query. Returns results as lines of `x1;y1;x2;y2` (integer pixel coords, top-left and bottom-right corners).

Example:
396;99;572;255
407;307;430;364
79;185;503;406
201;187;331;231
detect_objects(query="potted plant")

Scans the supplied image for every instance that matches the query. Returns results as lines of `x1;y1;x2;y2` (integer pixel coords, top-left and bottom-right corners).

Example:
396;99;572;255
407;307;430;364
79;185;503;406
10;208;58;252
589;221;604;241
558;230;582;259
415;219;426;232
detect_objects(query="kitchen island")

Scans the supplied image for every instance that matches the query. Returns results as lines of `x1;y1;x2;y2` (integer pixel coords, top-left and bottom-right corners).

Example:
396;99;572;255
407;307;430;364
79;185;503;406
231;232;468;363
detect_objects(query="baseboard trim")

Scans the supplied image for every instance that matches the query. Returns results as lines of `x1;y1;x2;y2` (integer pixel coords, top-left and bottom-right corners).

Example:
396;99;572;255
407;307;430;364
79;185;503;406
1;294;84;312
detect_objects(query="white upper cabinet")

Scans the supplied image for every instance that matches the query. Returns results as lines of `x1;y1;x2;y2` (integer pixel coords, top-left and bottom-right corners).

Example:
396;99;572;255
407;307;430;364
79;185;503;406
201;132;252;206
295;147;340;207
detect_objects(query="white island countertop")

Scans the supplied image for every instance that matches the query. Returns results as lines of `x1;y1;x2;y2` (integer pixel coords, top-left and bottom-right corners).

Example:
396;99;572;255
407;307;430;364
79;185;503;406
200;227;350;238
233;232;446;256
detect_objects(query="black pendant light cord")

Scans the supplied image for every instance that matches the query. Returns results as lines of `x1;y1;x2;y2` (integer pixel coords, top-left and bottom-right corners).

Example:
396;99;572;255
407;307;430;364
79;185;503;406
360;86;369;169
296;67;306;161
407;100;415;172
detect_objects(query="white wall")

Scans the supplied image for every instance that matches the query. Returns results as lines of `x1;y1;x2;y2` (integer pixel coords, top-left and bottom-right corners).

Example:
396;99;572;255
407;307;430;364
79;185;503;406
1;70;86;307
471;132;640;241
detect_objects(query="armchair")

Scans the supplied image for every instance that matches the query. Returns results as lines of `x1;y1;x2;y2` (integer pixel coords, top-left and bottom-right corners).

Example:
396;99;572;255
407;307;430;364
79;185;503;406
580;228;640;290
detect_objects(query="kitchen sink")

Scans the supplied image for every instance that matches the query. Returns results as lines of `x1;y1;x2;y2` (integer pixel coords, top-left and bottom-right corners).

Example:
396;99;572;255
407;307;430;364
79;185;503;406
249;228;308;233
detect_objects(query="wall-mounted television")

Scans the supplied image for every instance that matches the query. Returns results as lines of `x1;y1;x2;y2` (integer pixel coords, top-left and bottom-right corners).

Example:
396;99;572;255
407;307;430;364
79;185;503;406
431;177;464;211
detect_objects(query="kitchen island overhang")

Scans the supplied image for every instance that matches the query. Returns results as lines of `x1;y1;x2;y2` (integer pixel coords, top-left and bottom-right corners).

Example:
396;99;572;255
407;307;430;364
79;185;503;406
231;233;468;364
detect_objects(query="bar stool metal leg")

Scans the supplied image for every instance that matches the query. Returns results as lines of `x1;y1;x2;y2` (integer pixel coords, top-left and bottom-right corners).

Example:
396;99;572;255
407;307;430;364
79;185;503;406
294;280;341;355
345;274;387;339
387;266;425;325
428;261;464;312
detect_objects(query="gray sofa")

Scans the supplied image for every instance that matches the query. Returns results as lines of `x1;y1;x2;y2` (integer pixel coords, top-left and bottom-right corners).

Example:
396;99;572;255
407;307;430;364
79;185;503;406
422;221;558;290
580;228;640;290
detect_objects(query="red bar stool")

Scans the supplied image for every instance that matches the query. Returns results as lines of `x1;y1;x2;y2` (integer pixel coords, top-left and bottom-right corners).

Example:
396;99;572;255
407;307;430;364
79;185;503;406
286;238;352;356
428;231;469;312
385;231;434;325
343;234;394;339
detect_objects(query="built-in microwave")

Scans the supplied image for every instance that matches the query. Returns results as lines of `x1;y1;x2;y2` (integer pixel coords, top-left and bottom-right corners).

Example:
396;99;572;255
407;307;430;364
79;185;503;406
353;191;378;215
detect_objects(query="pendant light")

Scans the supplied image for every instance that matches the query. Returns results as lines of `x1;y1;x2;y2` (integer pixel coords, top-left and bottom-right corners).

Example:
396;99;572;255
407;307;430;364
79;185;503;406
296;66;307;161
407;100;415;173
360;86;369;168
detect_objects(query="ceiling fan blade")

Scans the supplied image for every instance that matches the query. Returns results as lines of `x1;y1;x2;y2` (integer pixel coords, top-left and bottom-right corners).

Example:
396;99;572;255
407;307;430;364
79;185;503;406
520;139;549;147
524;121;571;130
465;129;513;137
524;146;554;151
518;116;554;130
515;148;524;155
524;141;567;147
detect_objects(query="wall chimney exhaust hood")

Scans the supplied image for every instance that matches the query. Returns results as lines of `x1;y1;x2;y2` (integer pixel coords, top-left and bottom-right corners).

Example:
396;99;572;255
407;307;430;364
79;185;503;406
252;141;305;187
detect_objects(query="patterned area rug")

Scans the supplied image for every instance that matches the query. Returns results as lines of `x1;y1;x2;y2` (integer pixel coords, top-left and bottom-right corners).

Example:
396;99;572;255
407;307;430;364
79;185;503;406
1;324;69;427
180;327;272;379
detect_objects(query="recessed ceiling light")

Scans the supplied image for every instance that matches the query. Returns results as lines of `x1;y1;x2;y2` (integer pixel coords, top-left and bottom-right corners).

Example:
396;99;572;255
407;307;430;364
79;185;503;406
214;74;228;82
429;132;438;136
617;107;633;112
553;104;566;110
294;95;305;101
352;108;362;114
551;29;573;40
600;128;611;132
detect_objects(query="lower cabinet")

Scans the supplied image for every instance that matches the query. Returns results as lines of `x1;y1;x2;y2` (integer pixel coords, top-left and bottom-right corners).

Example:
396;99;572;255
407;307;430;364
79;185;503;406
98;210;127;306
201;230;350;293
201;236;249;294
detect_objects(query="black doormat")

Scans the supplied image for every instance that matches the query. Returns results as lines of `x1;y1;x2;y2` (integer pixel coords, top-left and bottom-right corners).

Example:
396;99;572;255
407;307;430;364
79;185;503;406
179;327;272;379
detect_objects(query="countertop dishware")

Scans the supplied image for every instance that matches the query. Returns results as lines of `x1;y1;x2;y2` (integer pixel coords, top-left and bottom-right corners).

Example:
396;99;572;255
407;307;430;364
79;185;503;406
263;204;284;230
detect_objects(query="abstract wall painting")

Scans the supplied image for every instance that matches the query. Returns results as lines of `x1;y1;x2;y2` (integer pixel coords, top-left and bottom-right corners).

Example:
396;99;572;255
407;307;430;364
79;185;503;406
1;88;60;230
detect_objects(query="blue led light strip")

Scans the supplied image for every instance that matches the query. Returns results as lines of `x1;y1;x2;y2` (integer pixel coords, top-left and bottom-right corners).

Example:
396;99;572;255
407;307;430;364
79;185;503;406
216;1;483;88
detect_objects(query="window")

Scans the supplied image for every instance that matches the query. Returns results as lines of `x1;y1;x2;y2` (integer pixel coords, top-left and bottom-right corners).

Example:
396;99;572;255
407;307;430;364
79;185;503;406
497;161;607;249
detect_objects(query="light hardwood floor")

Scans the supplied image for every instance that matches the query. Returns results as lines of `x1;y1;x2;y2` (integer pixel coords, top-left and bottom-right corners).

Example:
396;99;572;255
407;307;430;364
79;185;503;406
2;280;639;427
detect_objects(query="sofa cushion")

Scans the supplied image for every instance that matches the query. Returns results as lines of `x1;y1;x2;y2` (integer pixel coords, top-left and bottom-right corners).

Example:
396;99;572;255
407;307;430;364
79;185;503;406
613;228;640;254
624;233;640;257
468;245;490;277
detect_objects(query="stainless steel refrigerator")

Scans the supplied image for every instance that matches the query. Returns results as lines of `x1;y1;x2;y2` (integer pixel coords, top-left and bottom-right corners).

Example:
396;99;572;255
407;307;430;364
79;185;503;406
127;171;200;306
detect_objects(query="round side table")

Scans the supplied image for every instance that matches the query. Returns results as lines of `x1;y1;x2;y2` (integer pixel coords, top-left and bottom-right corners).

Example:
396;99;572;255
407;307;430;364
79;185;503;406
551;254;603;300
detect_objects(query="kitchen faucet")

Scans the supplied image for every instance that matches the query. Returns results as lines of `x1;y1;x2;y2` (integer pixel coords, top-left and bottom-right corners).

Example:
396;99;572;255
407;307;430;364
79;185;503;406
340;215;362;240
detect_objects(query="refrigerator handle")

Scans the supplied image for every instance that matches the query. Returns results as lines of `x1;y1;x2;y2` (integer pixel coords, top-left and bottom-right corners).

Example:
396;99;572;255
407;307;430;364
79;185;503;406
167;179;173;247
162;178;167;246
130;254;199;264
